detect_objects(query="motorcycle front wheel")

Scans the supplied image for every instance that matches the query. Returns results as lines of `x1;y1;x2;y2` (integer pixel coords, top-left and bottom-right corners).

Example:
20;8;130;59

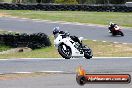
118;31;124;36
84;48;93;59
58;44;72;59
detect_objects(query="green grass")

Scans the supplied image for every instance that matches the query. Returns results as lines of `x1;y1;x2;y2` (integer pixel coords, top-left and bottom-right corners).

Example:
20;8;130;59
0;44;12;52
2;0;12;3
0;72;50;80
1;10;132;27
83;40;132;57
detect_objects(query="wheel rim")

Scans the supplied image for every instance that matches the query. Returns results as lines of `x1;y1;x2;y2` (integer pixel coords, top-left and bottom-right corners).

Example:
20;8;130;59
61;45;71;56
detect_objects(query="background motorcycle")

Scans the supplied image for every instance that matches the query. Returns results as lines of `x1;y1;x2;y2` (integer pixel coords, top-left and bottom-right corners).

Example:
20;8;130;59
54;32;93;59
109;25;124;36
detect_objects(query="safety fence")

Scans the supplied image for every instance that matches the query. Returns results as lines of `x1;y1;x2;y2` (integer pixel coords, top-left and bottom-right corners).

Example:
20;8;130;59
0;33;51;49
0;3;132;12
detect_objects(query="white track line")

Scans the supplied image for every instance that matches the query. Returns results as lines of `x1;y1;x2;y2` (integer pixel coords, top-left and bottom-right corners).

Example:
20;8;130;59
40;71;64;73
17;57;132;59
0;57;132;61
93;40;97;41
113;42;118;44
84;39;130;44
21;18;29;20
102;41;106;42
93;57;132;59
122;43;128;45
0;71;65;75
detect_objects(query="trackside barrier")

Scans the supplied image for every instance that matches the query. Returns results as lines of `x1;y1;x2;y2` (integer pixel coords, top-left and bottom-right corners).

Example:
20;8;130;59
0;33;51;49
0;3;132;12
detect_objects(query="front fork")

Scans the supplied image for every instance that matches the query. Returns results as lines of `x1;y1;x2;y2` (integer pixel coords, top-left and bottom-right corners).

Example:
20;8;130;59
74;42;90;54
74;42;83;54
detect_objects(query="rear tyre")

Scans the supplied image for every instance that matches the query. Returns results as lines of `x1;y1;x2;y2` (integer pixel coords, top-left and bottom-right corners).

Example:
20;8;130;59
84;48;93;59
58;44;72;59
112;32;116;36
84;53;92;59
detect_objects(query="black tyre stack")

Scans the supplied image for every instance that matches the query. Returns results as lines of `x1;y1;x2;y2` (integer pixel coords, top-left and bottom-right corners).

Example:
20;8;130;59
0;32;51;49
0;3;132;12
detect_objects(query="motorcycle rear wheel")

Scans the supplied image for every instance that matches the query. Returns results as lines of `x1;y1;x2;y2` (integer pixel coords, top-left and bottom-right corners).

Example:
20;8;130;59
58;44;72;59
84;48;93;59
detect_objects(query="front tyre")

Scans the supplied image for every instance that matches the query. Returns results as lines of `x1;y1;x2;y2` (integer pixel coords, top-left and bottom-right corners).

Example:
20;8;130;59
58;44;72;59
84;48;93;59
119;31;124;36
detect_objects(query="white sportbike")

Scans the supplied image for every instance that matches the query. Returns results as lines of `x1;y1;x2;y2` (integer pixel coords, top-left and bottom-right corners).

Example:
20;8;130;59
54;32;93;59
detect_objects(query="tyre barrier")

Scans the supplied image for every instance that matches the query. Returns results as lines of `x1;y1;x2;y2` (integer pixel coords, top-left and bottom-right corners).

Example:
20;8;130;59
0;32;51;49
0;3;132;12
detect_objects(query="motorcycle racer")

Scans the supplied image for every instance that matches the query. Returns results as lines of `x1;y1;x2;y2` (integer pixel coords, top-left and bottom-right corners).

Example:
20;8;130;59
53;27;82;47
108;22;118;33
53;27;93;59
108;22;124;36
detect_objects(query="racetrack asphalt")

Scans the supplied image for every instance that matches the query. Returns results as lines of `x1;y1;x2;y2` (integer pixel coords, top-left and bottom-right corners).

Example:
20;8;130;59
0;17;132;43
0;73;131;88
0;58;132;74
0;58;132;88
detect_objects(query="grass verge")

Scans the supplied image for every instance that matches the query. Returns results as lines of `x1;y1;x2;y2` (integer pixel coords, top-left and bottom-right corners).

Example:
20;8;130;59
83;40;132;57
0;73;51;80
0;44;12;52
0;10;132;27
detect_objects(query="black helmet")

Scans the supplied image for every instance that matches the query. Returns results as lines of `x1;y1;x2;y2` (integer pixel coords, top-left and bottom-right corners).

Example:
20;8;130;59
53;27;60;35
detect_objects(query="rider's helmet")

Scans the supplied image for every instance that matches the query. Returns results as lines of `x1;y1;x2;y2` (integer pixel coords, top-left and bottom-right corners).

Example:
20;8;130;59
109;22;114;26
53;27;60;35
